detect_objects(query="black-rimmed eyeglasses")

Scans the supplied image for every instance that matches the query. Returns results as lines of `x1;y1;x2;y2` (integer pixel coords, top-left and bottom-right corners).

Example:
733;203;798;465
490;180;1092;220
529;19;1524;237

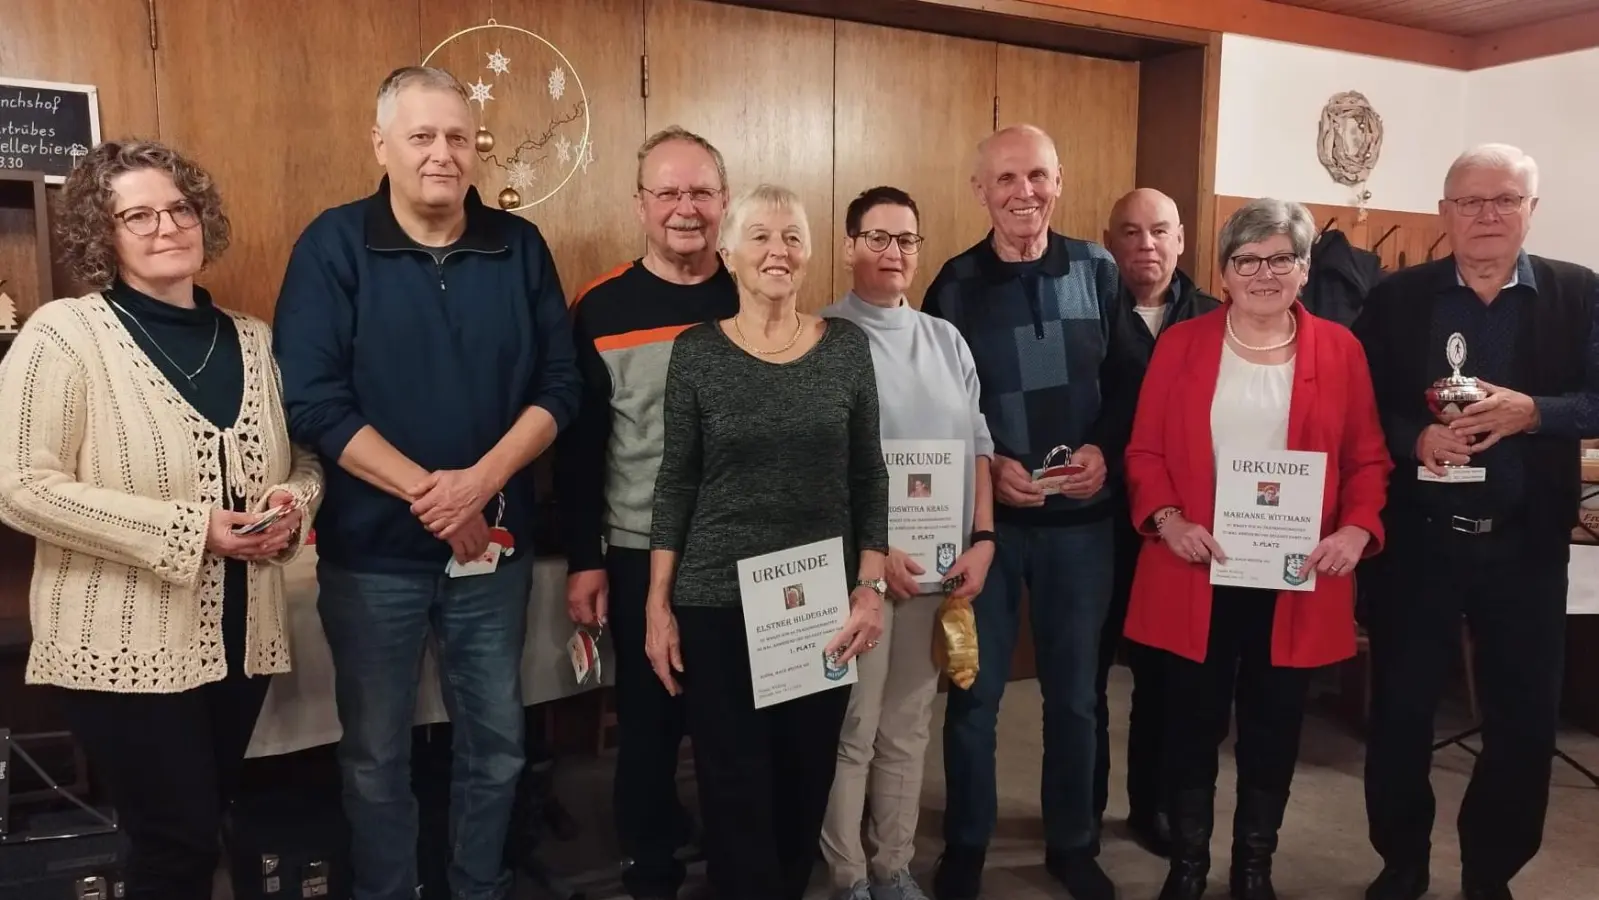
852;230;924;254
114;202;200;237
1229;253;1301;277
1445;194;1529;217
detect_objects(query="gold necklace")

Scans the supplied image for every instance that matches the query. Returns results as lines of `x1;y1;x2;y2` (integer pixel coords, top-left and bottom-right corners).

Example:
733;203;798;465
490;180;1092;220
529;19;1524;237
733;311;803;356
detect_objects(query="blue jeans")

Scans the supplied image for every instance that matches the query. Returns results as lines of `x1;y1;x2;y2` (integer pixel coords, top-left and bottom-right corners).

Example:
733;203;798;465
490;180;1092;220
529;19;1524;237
318;558;531;900
942;519;1114;853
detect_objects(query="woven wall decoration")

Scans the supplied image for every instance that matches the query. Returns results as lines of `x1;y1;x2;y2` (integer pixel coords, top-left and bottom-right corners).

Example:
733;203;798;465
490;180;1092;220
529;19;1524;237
1317;90;1384;207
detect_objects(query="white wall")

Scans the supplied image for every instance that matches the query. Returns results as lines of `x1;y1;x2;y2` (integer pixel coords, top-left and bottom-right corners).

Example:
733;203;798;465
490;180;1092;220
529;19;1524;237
1216;34;1468;214
1467;48;1599;270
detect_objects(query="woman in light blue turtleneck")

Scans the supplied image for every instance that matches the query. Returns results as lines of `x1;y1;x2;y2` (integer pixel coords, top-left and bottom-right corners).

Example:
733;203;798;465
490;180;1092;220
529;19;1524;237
818;187;996;900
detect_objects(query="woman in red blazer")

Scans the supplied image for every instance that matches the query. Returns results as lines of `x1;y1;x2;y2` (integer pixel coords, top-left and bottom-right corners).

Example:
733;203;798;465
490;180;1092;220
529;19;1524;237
1124;198;1391;900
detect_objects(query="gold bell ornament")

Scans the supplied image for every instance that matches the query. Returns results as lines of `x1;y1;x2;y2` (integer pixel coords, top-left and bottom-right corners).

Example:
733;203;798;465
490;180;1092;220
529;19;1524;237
474;126;496;153
497;187;522;210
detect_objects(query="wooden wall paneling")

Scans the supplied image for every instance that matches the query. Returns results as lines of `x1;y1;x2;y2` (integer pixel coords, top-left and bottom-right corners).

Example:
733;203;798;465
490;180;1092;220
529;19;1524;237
1362;208;1449;272
1133;46;1208;283
152;0;420;321
830;22;996;307
419;0;646;299
995;45;1139;246
0;172;52;323
644;0;836;313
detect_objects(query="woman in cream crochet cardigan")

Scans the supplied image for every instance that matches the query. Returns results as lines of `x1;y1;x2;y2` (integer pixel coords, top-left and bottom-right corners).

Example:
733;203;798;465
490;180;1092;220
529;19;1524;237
0;140;322;900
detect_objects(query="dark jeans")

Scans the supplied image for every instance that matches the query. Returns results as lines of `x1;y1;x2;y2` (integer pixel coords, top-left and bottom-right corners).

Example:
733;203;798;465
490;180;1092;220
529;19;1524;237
55;669;271;900
1163;587;1312;796
677;605;850;900
1095;515;1166;822
608;547;690;897
318;557;532;900
943;518;1114;852
1364;522;1568;886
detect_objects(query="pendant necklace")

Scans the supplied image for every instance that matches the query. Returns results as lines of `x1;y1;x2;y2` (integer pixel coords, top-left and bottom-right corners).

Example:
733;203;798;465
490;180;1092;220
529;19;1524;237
1226;310;1297;353
734;310;803;356
109;298;220;385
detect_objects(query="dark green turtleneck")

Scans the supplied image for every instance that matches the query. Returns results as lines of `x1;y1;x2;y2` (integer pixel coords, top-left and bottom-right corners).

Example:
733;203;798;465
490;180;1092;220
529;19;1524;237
106;279;250;672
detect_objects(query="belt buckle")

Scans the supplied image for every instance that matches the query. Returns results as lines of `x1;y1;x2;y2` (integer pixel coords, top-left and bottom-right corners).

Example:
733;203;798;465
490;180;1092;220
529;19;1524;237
1449;515;1493;535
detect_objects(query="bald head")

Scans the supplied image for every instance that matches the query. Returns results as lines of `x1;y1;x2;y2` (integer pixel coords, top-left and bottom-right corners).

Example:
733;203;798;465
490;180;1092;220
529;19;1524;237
1105;188;1184;299
972;124;1062;253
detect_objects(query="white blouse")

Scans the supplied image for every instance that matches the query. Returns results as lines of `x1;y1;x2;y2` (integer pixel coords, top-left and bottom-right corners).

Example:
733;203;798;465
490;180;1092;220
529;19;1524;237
1210;342;1295;457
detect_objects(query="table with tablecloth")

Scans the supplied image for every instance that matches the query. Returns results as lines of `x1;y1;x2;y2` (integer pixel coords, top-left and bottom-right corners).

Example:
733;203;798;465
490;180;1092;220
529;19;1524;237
245;546;612;758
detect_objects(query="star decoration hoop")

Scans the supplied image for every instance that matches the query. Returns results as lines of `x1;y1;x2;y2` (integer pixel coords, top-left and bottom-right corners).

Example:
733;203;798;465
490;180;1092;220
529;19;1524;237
423;18;592;211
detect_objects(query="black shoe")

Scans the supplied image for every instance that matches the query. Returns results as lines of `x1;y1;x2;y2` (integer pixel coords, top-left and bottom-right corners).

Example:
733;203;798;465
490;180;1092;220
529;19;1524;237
1045;847;1115;900
1365;863;1428;900
1228;789;1286;900
1159;788;1214;900
932;844;985;900
1128;806;1173;858
1463;877;1514;900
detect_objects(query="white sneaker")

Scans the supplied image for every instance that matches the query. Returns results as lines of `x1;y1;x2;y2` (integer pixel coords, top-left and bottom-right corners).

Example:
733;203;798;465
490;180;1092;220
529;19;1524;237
871;869;931;900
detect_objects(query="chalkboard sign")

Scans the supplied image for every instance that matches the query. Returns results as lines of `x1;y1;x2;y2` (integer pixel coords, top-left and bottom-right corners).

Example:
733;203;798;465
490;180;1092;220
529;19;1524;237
0;77;101;184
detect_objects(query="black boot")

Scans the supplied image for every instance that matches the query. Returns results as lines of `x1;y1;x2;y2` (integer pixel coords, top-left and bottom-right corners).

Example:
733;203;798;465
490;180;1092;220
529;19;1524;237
1159;788;1214;900
1228;789;1287;900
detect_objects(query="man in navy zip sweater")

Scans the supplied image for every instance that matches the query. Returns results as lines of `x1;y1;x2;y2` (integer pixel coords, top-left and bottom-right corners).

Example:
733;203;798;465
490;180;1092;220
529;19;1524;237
273;67;580;900
924;125;1137;900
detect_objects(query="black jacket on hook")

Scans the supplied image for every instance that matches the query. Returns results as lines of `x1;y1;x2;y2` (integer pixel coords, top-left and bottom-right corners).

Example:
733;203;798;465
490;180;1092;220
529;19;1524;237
1303;227;1384;328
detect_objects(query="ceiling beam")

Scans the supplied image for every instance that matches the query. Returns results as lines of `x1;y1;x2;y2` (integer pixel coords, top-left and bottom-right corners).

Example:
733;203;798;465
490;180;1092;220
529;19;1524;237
1010;0;1474;68
1473;8;1599;69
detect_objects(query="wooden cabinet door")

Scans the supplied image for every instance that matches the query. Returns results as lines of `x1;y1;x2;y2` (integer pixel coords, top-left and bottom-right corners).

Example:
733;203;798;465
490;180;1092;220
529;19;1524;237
644;0;835;312
996;45;1139;245
152;0;419;320
832;21;996;307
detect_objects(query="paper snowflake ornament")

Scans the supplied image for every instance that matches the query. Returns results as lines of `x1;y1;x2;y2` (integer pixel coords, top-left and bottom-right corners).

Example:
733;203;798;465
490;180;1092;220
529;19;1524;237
485;49;511;75
506;159;538;191
467;78;495;109
554;135;572;165
547;66;567;101
578;138;595;175
0;289;18;332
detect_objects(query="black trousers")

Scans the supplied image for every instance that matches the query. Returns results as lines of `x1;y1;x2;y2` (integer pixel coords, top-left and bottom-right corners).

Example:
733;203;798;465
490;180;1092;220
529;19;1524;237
1095;516;1167;822
607;547;691;896
55;668;270;900
1163;587;1312;796
678;605;851;900
1364;522;1567;886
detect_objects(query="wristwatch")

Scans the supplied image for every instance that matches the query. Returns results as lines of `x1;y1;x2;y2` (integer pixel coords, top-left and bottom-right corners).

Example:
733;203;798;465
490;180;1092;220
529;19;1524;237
856;578;887;600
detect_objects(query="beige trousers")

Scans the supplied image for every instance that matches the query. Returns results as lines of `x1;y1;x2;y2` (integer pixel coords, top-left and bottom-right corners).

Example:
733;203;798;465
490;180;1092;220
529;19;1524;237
819;590;943;887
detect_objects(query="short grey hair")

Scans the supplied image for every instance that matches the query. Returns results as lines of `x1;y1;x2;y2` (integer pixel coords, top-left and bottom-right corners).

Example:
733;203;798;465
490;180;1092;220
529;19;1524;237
1445;143;1539;198
375;66;469;129
636;125;728;191
719;184;810;253
1217;198;1316;268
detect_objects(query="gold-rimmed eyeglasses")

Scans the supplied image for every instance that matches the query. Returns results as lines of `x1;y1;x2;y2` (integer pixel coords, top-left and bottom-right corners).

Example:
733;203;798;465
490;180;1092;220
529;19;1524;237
114;202;201;237
1230;252;1301;277
853;230;924;255
638;186;722;206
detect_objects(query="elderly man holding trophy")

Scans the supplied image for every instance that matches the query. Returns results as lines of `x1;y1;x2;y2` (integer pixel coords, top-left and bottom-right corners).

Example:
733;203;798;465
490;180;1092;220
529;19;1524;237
1355;143;1599;900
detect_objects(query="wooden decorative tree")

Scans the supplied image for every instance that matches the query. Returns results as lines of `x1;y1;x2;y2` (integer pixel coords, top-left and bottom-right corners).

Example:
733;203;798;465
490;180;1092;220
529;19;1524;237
0;281;18;333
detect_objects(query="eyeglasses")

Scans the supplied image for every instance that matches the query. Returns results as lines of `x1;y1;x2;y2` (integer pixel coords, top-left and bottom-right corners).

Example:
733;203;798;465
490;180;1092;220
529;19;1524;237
853;230;924;254
114;202;201;237
638;186;722;206
1446;194;1529;217
1230;253;1301;277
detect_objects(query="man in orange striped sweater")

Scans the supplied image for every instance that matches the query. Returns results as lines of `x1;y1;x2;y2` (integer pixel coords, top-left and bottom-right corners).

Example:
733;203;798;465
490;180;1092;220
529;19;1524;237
553;125;738;900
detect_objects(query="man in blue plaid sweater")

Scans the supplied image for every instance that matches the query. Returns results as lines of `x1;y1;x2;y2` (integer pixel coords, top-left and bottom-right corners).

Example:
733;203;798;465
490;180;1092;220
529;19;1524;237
924;124;1138;900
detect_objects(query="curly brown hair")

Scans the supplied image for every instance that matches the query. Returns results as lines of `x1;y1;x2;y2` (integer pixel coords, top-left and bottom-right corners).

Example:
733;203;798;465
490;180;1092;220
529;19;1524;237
54;140;231;289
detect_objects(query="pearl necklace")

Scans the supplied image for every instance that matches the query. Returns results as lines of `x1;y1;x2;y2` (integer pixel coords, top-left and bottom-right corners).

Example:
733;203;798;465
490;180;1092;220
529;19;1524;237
733;310;803;356
1225;310;1297;353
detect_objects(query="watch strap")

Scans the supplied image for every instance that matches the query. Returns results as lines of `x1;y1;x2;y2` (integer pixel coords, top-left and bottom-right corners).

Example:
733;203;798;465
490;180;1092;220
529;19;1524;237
969;530;997;546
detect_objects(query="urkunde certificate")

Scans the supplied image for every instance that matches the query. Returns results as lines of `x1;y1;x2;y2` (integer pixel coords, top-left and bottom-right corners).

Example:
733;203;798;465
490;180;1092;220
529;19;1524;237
1210;449;1327;593
737;536;857;709
882;439;966;590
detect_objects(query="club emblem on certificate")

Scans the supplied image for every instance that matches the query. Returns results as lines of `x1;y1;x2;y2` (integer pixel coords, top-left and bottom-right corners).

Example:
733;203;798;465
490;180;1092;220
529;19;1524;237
1211;449;1328;593
882;439;966;591
737;537;856;709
